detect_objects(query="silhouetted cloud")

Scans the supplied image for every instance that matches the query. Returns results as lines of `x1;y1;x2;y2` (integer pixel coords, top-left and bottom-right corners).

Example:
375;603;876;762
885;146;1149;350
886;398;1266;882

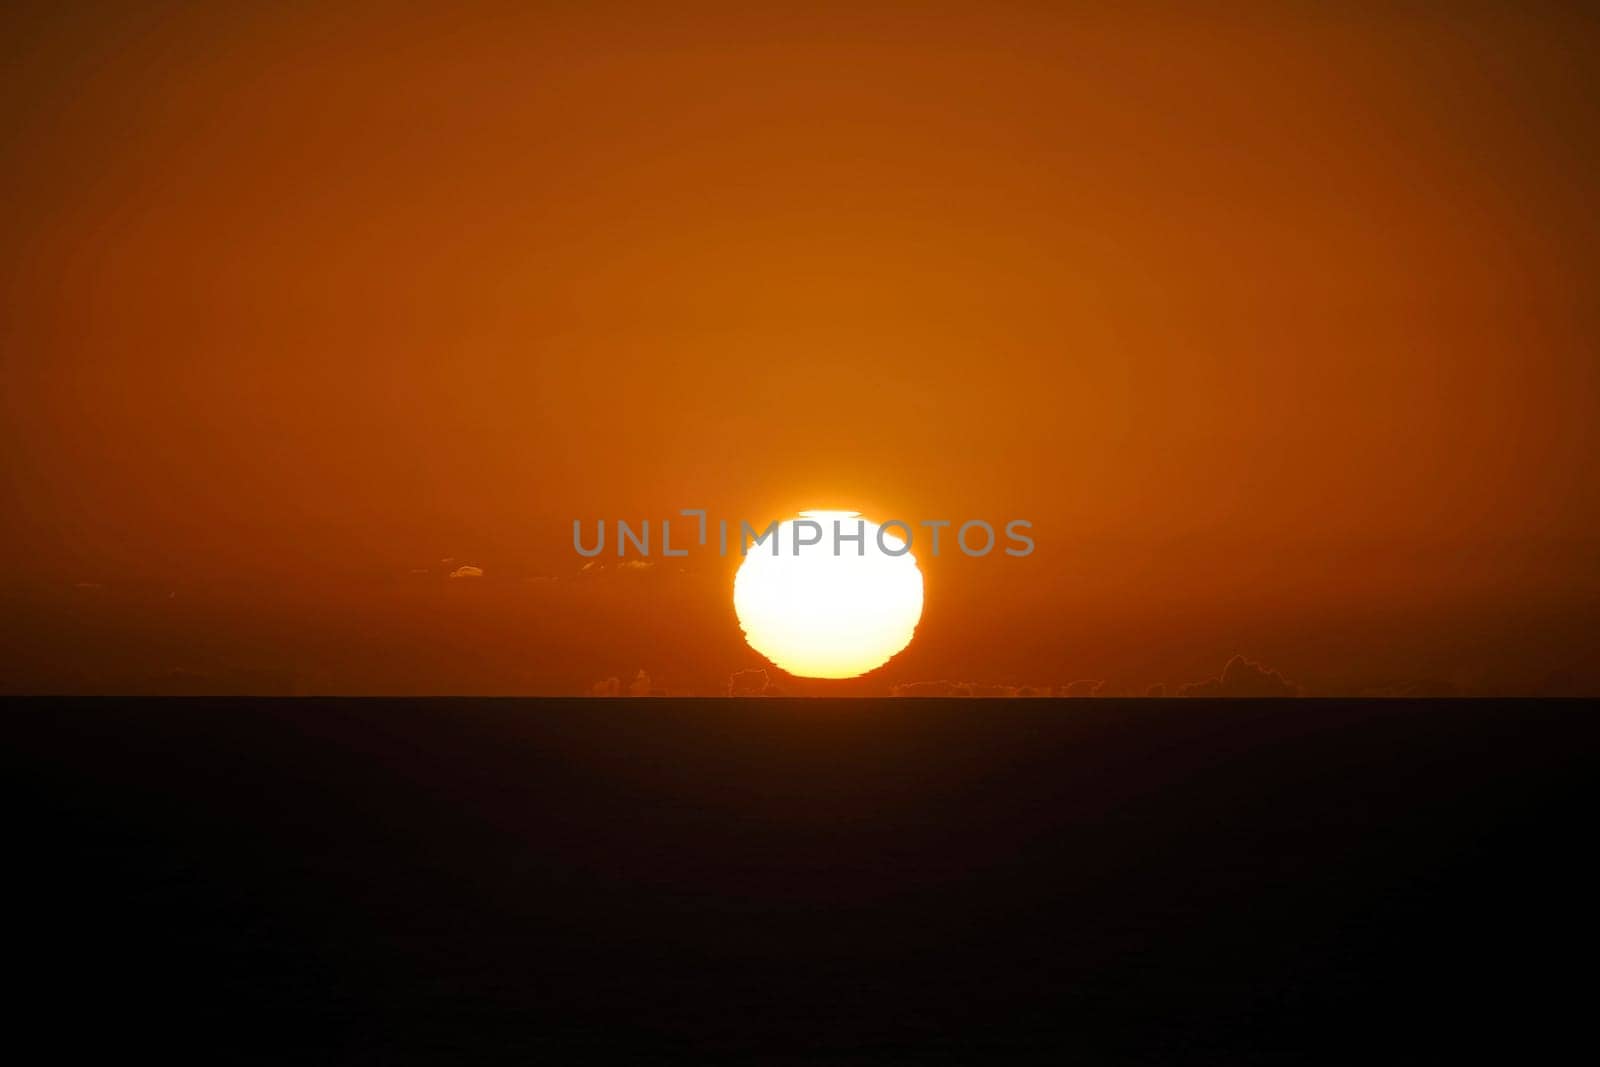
577;560;654;576
891;680;972;697
1058;679;1103;698
892;680;1041;697
1178;655;1300;697
448;564;484;579
728;668;783;696
591;670;666;696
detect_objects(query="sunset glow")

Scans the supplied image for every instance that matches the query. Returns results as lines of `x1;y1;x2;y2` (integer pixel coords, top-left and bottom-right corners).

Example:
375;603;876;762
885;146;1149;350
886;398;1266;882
2;2;1597;698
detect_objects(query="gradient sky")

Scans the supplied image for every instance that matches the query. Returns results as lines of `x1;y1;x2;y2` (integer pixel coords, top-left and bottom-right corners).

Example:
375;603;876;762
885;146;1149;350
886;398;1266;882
3;2;1598;696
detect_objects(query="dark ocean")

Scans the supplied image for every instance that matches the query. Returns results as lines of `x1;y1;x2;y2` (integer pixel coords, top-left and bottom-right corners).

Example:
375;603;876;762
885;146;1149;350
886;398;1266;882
9;697;1593;1063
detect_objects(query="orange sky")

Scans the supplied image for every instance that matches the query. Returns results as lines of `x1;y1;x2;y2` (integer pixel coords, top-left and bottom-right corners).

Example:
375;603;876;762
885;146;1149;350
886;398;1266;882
3;2;1598;696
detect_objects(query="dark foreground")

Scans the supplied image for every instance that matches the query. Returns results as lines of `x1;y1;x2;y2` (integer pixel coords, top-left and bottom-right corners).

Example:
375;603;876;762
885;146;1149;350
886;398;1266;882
8;697;1595;1063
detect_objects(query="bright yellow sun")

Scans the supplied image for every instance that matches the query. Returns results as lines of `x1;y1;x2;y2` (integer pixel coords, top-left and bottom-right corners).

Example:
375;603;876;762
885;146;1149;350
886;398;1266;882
733;510;924;679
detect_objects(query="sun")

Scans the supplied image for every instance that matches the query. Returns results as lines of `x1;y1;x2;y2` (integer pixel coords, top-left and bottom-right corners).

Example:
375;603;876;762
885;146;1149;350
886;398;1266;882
733;510;924;679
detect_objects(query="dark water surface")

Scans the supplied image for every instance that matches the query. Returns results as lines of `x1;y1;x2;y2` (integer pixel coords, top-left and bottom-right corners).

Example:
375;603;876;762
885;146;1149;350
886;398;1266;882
9;697;1594;1063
